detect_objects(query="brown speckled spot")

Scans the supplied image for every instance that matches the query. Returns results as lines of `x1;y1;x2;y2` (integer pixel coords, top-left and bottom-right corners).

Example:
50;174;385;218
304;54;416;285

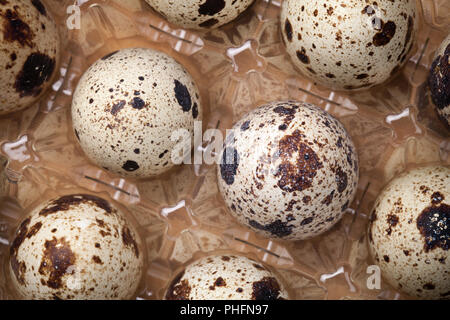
31;0;47;16
356;73;369;79
165;271;191;300
9;218;31;285
26;222;42;239
300;217;314;226
130;97;145;110
373;21;396;47
296;47;310;64
423;283;435;290
221;256;230;262
383;255;390;263
417;204;449;252
174;80;192;112
14;52;55;97
192;102;199;119
39;194;113;217
39;194;112;217
110;100;126;116
241;120;250;131
275;130;323;193
335;167;348;193
284;19;293;42
214;277;226;287
273;104;297;124
251;277;284;300
92;255;103;264
322;190;335;206
2;8;34;48
38;237;76;289
220;147;239;185
431;192;444;205
249;219;293;238
121;226;139;258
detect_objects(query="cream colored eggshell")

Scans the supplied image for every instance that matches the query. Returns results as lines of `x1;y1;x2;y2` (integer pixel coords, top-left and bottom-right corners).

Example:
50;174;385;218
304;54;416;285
165;254;288;300
368;165;450;299
9;194;144;300
0;0;60;115
428;34;450;128
217;101;359;241
281;0;417;90
145;0;255;30
72;48;202;178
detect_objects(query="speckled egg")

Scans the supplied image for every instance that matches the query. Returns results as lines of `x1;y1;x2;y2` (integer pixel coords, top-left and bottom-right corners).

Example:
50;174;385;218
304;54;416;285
145;0;255;29
9;194;144;300
217;101;359;241
0;0;60;115
72;48;202;178
281;0;417;90
165;254;289;300
368;165;449;299
428;34;450;129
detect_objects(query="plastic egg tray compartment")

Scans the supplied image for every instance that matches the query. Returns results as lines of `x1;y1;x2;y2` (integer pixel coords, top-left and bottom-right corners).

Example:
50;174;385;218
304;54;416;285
0;0;449;300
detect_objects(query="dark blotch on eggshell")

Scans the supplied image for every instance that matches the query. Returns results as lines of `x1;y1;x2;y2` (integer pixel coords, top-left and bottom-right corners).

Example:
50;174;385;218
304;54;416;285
249;219;293;238
165;270;191;300
373;21;396;47
296;47;310;64
241;120;250;131
192;102;199;119
2;8;34;48
39;194;113;217
121;226;139;258
14;52;55;97
199;18;219;28
9;218;31;285
335;167;348;193
417;203;449;252
284;19;293;42
275;130;323;193
38;237;76;289
198;0;225;16
110;100;126;116
220;147;239;185
130;97;145;110
122;160;140;172
428;44;449;111
31;0;47;16
174;80;192;112
251;277;284;300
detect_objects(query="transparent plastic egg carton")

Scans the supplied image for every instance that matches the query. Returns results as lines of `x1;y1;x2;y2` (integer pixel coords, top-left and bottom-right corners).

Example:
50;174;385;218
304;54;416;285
0;0;449;300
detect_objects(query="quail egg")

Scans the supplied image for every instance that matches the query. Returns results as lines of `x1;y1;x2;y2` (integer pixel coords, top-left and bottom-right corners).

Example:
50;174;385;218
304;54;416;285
428;34;450;129
9;194;144;300
72;47;202;178
217;101;359;241
165;254;288;300
368;165;449;299
281;0;417;90
0;0;60;115
145;0;255;30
